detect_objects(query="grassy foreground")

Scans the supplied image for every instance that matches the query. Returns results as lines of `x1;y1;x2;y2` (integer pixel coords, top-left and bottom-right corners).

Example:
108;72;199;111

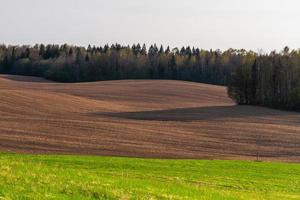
0;154;299;200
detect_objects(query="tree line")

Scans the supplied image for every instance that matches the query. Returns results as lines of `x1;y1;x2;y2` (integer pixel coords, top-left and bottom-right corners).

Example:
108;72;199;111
228;47;300;110
0;44;249;84
0;44;299;110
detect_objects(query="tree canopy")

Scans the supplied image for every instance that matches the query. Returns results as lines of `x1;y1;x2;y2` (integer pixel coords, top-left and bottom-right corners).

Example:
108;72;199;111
228;47;300;110
0;44;246;85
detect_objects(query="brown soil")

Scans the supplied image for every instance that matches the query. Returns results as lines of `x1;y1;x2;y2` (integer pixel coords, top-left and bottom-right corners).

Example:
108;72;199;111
0;75;299;162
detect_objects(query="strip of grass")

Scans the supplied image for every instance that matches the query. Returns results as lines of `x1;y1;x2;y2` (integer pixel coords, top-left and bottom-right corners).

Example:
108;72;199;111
0;153;299;200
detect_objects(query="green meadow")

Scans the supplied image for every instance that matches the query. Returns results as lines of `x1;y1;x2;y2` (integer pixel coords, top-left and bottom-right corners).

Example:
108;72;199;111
0;153;299;200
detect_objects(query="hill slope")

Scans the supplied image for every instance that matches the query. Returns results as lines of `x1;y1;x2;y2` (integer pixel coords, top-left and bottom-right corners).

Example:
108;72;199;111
0;75;299;162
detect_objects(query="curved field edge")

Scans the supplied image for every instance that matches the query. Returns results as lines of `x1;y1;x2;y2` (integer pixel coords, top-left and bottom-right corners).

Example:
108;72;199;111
1;75;300;162
0;153;299;200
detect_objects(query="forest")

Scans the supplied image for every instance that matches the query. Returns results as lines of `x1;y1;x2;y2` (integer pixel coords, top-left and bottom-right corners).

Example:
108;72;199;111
228;47;300;110
0;44;248;84
0;44;299;110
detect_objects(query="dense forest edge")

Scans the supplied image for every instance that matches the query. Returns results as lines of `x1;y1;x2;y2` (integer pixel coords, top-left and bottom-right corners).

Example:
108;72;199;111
0;44;299;110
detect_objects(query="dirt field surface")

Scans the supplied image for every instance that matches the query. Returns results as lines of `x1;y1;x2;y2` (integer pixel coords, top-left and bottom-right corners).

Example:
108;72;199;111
0;75;300;162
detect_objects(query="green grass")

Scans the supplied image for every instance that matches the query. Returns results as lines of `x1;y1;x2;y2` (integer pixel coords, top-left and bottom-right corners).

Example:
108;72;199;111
0;153;299;200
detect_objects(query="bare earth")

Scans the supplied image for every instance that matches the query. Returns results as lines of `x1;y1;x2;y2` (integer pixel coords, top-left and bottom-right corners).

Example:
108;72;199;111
0;75;299;162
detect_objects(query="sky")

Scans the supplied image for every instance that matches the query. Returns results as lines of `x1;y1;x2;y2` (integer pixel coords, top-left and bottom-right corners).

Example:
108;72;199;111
0;0;299;52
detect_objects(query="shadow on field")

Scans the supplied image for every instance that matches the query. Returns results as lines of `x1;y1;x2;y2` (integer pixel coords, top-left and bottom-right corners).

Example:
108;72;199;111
96;105;296;122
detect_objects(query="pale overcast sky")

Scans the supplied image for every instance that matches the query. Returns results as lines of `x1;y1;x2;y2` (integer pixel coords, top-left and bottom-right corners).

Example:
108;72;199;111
0;0;299;51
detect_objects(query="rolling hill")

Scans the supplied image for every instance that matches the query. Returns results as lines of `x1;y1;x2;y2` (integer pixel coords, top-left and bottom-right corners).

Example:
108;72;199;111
0;75;299;162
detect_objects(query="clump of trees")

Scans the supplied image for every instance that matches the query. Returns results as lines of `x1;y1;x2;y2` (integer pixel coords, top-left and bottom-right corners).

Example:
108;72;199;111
228;47;300;110
0;43;250;85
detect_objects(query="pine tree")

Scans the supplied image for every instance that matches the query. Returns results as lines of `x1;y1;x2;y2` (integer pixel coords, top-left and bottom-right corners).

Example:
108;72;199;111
159;45;164;54
39;44;46;58
165;46;170;54
141;44;147;55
